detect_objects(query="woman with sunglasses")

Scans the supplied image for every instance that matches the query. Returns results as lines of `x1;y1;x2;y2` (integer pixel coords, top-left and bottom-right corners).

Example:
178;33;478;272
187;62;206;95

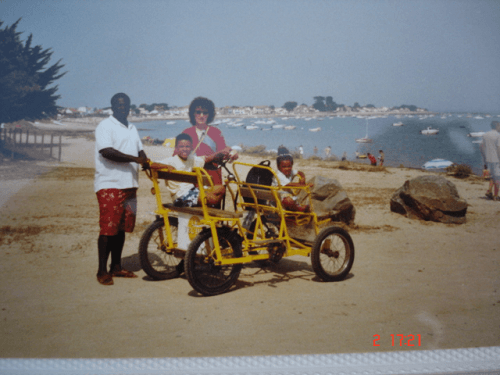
178;97;238;186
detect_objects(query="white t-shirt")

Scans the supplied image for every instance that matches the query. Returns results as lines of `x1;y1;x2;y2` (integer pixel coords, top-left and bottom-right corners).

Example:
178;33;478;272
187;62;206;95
481;130;500;163
272;169;298;187
158;154;205;200
272;169;299;201
94;116;143;192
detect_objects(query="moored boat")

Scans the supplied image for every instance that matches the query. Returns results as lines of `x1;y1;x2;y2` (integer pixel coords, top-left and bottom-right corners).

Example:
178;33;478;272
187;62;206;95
467;132;485;138
420;127;439;135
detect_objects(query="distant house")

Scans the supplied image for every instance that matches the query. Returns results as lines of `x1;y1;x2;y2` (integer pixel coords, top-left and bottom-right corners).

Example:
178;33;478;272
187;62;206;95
252;106;273;115
294;104;317;114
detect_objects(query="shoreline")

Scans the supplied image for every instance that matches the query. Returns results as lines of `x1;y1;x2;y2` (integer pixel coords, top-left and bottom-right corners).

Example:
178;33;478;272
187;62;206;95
61;109;438;124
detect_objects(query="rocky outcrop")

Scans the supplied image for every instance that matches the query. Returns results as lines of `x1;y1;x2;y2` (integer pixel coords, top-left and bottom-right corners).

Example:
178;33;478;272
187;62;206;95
390;175;467;224
287;176;356;243
297;175;356;224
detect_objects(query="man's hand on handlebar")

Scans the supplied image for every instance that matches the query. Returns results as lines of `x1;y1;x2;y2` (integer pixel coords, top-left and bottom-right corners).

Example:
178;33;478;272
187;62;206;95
149;162;175;171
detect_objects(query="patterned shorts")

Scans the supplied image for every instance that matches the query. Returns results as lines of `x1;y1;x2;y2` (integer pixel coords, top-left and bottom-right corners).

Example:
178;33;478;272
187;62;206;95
174;187;200;207
96;188;138;236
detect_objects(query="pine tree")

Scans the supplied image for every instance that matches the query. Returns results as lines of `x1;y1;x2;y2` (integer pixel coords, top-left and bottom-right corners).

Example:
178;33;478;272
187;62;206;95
0;19;66;123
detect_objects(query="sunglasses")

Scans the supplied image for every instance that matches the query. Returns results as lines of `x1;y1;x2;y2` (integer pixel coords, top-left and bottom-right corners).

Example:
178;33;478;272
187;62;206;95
195;110;209;115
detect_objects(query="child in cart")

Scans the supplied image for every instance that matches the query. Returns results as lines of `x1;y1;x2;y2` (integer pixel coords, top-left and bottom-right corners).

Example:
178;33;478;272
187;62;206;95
151;133;225;207
272;148;312;212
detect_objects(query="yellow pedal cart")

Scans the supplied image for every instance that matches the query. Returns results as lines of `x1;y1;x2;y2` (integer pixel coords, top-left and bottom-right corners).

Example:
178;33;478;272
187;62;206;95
139;159;354;296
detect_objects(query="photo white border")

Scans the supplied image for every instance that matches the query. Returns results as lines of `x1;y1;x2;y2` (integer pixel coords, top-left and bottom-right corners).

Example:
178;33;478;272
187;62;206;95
1;346;499;374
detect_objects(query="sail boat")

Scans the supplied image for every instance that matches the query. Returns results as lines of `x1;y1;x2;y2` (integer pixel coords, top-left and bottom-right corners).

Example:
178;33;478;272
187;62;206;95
355;119;373;143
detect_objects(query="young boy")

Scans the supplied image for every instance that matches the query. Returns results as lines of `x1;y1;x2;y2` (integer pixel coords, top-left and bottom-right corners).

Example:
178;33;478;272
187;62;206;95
152;133;225;207
272;152;311;212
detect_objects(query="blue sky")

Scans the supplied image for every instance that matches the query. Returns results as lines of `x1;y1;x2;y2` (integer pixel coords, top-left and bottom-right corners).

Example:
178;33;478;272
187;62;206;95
2;0;500;112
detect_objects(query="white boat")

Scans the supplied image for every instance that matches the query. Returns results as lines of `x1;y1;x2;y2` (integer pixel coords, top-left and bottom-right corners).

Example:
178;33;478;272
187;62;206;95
392;122;404;126
309;127;321;132
284;125;296;130
166;121;176;125
272;124;285;129
245;125;259;130
422;159;453;170
467;132;485;138
356;120;373;143
420;127;439;135
355;136;373;143
261;127;272;131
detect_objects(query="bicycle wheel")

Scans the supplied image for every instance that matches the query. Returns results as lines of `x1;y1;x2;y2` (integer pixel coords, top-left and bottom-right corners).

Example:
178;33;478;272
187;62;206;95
185;227;243;296
311;226;354;282
139;217;184;280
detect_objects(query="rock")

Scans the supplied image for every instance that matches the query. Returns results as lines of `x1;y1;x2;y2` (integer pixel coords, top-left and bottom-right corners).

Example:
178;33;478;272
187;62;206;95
390;175;467;224
297;175;356;224
285;176;355;243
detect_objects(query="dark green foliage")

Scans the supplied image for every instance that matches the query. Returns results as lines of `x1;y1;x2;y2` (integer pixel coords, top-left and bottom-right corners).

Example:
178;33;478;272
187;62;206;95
139;103;169;111
392;104;419;112
325;96;338;112
0;19;66;123
313;96;326;111
283;101;298;112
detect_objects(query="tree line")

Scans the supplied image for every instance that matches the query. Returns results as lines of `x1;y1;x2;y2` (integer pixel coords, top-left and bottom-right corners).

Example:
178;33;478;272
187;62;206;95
283;97;421;112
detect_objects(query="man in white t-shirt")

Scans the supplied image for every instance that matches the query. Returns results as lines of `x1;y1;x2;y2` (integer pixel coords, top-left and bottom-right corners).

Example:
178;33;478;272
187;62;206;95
480;121;500;200
153;133;225;207
94;93;148;286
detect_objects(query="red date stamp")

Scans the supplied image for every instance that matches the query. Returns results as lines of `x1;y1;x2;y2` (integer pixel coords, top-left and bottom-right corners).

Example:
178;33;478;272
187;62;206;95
373;334;421;347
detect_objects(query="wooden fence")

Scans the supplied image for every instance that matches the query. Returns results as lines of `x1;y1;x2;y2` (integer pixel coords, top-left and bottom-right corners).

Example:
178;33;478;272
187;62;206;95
0;127;62;161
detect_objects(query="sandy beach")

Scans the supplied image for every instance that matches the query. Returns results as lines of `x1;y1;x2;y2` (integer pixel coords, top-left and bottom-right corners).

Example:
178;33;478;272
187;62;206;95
0;120;499;360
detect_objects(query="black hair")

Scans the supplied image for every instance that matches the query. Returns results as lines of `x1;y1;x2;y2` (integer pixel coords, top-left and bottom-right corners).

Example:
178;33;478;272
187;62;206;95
277;145;290;156
276;145;293;169
277;154;293;169
188;97;216;126
110;93;130;107
175;133;193;147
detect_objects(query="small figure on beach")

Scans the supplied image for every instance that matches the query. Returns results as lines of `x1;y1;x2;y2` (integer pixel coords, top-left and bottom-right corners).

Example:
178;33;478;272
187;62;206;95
313;146;318;155
367;152;377;166
341;151;347;161
324;145;331;158
153;133;225;207
482;165;491;180
480;121;500;200
272;148;312;212
94;93;149;286
179;97;237;187
378;149;385;166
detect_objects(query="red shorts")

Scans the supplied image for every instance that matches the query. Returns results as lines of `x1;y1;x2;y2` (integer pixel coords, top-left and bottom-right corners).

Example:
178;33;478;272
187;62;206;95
96;188;138;236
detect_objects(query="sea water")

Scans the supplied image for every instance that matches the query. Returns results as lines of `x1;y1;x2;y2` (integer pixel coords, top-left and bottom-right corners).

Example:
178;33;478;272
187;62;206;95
135;113;500;175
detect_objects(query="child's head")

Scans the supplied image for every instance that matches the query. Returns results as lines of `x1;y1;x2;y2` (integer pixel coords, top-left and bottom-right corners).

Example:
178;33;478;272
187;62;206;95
175;133;193;160
277;154;294;178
